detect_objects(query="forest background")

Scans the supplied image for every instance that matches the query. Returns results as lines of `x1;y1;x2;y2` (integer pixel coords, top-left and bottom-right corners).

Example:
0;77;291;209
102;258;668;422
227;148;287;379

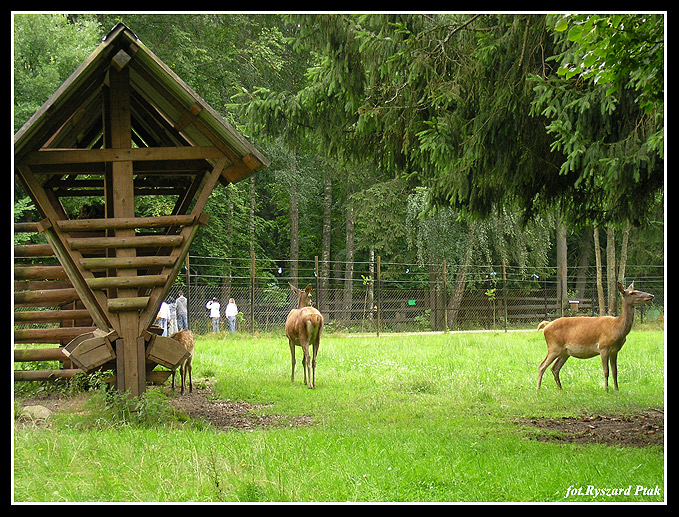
12;13;665;315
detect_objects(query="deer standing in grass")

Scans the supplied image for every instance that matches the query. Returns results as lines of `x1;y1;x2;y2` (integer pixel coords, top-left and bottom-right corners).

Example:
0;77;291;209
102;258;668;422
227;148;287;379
537;282;654;391
285;284;323;388
171;329;194;395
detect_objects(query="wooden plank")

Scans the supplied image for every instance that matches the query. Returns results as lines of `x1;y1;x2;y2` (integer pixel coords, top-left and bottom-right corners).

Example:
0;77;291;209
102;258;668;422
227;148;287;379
80;255;176;270
14;369;84;381
22;146;225;165
14;327;97;344
64;334;116;371
13;309;91;323
108;297;150;312
13;243;54;257
58;214;195;232
14;288;80;306
14;347;68;362
14;165;112;330
106;63;146;397
145;334;189;369
67;234;183;250
14;265;67;280
86;274;167;290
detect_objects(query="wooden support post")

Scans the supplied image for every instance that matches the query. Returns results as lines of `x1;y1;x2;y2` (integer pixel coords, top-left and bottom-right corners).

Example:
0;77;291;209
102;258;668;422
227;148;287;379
107;61;145;397
250;251;255;333
377;255;381;338
443;260;448;332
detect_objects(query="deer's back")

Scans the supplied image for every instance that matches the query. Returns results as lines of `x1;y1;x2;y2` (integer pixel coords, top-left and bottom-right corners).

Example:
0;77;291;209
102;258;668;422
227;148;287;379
286;307;323;342
544;315;624;353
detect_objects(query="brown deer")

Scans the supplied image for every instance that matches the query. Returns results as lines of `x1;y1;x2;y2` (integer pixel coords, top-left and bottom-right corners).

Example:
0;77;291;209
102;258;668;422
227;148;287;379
537;282;654;391
285;283;323;388
171;329;194;395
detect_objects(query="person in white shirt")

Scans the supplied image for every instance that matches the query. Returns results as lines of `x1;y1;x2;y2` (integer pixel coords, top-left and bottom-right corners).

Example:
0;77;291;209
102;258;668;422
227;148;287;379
206;297;221;332
156;300;171;336
224;298;238;333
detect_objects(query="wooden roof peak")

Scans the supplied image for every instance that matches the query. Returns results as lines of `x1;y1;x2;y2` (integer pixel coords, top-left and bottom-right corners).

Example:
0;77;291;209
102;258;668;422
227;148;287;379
14;21;269;183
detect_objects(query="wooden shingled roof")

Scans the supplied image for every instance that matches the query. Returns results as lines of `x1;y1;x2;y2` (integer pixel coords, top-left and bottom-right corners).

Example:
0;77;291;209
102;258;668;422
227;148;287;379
13;22;268;396
14;22;269;181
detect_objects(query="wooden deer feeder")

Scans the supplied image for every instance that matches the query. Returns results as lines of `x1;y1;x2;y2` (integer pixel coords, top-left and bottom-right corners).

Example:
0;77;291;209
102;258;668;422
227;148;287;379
14;23;268;397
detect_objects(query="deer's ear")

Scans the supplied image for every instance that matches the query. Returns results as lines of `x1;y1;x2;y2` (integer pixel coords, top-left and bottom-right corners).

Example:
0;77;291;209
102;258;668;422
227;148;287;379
617;281;625;293
288;283;298;292
305;284;312;293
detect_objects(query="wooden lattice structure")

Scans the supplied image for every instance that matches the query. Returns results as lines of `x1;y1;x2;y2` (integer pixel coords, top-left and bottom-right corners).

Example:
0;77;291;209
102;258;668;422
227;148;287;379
13;23;268;396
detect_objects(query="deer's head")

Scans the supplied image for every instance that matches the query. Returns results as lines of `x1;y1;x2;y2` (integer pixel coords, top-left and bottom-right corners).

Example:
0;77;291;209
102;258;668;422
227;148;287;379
289;283;314;308
617;281;654;306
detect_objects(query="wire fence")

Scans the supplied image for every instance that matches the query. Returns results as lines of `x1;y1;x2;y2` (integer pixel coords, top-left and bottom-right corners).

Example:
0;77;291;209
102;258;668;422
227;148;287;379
168;255;665;335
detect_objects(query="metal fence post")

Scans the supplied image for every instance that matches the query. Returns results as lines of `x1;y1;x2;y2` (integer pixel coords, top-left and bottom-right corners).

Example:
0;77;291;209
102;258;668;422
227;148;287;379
250;251;255;333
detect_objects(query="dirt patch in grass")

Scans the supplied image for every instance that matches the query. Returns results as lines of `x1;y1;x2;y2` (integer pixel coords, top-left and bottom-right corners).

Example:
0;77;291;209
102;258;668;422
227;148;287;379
167;386;315;431
519;409;664;448
15;385;314;432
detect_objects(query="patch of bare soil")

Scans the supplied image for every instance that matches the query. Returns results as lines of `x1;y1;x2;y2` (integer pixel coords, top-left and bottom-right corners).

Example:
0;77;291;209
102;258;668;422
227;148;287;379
14;386;314;432
168;386;314;431
519;409;664;448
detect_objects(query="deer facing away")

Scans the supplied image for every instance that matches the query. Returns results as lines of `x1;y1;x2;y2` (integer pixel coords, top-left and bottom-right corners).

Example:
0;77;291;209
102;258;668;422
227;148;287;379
285;284;323;388
537;282;654;391
171;329;194;395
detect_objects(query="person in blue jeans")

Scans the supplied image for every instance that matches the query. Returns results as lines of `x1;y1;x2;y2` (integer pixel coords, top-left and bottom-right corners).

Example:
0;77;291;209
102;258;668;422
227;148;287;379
176;291;188;330
225;298;238;333
206;297;221;332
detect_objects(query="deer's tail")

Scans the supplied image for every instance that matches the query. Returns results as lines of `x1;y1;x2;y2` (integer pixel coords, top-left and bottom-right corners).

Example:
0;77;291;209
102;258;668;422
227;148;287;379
537;320;550;331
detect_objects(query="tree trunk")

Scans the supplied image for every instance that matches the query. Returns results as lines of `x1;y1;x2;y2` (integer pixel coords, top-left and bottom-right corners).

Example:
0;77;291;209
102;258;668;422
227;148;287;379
249;176;256;257
321;167;332;293
289;154;299;287
593;225;606;315
575;226;592;300
449;224;476;328
556;218;568;315
343;204;355;322
607;226;617;315
617;220;631;284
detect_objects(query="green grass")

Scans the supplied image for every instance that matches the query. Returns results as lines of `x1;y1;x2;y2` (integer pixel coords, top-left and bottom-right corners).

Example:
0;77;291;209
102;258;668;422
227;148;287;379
13;329;665;502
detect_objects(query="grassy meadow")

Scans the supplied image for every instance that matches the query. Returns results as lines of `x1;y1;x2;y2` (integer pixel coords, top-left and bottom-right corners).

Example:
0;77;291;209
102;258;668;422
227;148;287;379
13;327;665;503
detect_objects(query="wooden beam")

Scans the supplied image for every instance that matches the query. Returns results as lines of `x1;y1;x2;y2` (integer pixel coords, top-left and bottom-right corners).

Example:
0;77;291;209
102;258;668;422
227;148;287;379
21;146;225;165
14;327;98;344
14;369;84;381
67;234;183;250
14;165;112;330
13;309;91;323
58;214;195;232
80;255;175;270
86;274;167;290
107;64;145;397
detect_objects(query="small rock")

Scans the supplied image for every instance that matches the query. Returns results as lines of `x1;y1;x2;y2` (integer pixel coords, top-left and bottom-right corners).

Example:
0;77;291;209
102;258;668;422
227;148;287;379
20;405;52;421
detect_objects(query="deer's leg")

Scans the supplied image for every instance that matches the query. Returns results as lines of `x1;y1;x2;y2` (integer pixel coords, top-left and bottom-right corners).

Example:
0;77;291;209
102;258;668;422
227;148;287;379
188;360;193;394
180;362;187;395
550;351;569;390
289;340;296;383
537;349;561;390
609;349;619;391
600;348;611;392
311;341;319;389
301;341;311;387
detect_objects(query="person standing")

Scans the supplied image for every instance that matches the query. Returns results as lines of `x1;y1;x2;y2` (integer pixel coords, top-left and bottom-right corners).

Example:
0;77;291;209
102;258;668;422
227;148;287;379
224;298;238;333
156;300;170;336
176;291;188;330
206;297;221;332
168;298;178;336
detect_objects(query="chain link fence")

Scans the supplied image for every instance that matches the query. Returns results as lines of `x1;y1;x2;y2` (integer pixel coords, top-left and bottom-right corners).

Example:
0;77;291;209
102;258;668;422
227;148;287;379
168;256;664;335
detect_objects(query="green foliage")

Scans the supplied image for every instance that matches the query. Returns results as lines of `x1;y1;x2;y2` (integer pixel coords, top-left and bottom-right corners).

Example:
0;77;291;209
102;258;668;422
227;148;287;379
553;14;664;115
13;14;101;131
